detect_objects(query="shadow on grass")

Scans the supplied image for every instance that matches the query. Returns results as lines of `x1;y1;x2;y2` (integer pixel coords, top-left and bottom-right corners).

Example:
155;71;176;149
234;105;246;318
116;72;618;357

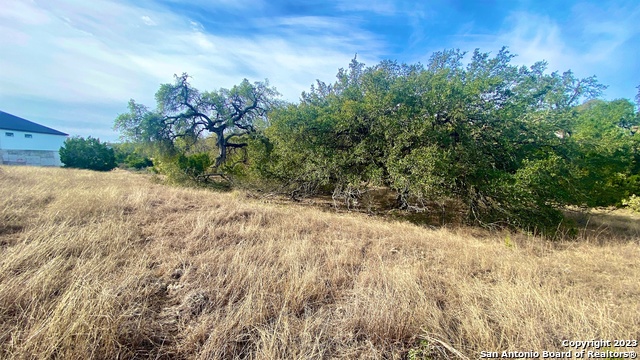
564;208;640;243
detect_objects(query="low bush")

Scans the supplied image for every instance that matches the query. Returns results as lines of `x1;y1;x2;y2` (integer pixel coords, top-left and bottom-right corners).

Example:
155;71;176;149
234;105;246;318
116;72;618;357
622;195;640;213
59;136;116;171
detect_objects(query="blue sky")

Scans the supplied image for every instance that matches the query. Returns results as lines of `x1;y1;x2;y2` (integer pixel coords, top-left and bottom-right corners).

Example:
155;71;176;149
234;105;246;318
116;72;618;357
1;0;638;142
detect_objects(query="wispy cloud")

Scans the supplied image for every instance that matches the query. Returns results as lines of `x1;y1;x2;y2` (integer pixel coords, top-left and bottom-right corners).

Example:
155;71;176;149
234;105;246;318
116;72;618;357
0;0;383;139
0;0;637;141
141;15;157;26
450;3;640;100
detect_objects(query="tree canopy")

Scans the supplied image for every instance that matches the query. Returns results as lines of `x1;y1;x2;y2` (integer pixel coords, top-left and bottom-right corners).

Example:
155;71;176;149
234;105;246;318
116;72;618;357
114;48;640;236
114;74;279;170
254;48;636;234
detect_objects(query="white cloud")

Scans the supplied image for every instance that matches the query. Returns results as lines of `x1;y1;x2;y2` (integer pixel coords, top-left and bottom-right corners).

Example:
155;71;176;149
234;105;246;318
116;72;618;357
193;32;215;50
0;0;52;25
497;13;569;68
0;0;384;140
449;6;640;100
141;15;156;26
189;20;204;31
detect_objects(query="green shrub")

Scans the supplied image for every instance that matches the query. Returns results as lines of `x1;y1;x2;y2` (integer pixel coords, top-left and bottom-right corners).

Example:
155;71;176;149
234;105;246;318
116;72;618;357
111;142;154;169
622;195;640;213
59;136;117;171
152;153;213;185
176;153;212;179
124;153;153;169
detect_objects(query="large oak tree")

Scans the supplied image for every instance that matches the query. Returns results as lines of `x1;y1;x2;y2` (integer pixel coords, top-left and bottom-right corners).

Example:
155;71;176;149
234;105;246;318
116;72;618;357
259;49;611;234
115;73;279;169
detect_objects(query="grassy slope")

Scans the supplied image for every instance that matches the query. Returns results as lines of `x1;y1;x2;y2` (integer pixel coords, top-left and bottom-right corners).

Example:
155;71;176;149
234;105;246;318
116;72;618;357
0;166;638;359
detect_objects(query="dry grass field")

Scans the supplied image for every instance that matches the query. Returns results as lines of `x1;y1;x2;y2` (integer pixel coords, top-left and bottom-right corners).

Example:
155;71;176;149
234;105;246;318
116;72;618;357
0;165;638;359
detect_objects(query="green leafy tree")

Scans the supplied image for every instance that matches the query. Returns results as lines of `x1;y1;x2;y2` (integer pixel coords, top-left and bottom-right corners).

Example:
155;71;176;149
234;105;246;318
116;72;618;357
114;74;280;173
258;49;607;235
566;99;640;205
113;49;630;236
59;136;117;171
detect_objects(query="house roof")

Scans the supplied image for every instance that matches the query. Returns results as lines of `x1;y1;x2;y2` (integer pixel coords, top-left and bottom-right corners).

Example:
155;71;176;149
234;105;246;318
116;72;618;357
0;110;68;136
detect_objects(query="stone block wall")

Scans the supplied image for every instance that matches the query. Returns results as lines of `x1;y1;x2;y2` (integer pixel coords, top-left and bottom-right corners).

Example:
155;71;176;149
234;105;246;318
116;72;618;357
0;149;61;166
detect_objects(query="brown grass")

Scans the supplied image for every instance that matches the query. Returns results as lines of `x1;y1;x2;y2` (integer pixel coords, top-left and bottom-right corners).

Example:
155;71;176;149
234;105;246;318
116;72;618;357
0;165;638;359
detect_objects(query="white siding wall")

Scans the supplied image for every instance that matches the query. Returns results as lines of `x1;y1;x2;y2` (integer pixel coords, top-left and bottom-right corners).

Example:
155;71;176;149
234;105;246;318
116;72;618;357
0;130;67;151
0;130;67;166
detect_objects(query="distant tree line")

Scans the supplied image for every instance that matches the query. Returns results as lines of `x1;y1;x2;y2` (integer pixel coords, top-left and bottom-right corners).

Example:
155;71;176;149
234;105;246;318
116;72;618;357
110;47;640;236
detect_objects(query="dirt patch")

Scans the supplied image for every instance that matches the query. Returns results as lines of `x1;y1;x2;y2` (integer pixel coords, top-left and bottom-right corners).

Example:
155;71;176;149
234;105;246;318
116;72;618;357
0;224;23;236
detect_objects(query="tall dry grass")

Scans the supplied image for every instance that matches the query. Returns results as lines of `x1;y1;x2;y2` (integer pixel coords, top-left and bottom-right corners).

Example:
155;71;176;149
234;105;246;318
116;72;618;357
0;165;638;359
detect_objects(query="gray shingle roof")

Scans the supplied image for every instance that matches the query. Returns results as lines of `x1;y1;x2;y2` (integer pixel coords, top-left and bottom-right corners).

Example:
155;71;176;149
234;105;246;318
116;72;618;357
0;110;68;136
